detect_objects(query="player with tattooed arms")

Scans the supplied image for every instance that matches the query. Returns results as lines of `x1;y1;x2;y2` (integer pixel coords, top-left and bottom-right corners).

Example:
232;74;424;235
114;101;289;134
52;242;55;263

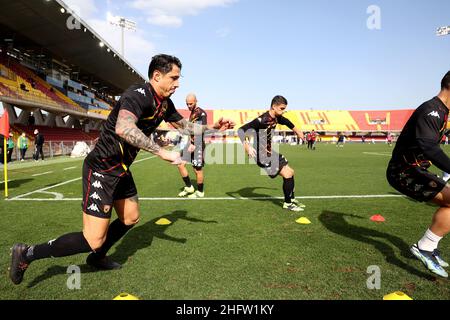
9;54;234;285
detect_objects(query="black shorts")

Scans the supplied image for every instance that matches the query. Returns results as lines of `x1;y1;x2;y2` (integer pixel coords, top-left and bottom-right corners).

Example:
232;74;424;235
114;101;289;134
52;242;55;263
181;143;205;169
82;161;137;218
386;161;446;202
257;152;288;179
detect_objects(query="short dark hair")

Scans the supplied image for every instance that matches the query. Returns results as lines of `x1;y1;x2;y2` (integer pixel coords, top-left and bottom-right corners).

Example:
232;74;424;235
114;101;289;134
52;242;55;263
441;71;450;90
148;54;182;79
271;95;288;107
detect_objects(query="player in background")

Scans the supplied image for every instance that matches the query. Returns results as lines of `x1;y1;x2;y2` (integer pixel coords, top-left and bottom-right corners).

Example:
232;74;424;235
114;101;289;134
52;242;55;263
177;93;208;198
238;95;305;212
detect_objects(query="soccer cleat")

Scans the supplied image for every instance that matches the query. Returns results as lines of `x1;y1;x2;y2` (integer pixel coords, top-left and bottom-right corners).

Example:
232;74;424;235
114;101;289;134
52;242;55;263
410;244;448;278
188;191;205;199
86;253;122;270
178;186;195;197
9;243;31;285
433;249;449;268
283;202;304;212
291;199;306;208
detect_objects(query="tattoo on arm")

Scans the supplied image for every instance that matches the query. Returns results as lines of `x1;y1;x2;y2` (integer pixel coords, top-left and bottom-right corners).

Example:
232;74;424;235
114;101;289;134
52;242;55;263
171;119;208;136
116;109;161;154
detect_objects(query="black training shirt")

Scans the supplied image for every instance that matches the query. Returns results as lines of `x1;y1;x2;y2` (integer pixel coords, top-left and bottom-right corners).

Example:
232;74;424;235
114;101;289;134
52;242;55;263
391;96;450;172
189;107;207;146
238;111;295;154
85;83;183;176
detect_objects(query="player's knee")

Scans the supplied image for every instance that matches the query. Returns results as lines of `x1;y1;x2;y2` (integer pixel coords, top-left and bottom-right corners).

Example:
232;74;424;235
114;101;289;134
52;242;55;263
284;167;294;178
289;167;295;177
84;234;106;251
123;216;140;226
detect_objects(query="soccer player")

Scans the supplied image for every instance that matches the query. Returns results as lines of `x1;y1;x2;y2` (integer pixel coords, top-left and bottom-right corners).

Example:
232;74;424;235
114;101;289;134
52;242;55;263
310;129;317;150
336;133;345;147
386;71;450;278
177;93;207;198
9;54;234;285
238;95;305;212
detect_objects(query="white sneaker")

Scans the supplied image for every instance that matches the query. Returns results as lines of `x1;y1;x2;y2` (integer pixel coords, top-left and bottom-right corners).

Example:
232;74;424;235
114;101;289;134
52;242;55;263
283;202;304;212
291;199;306;208
178;186;195;197
188;191;205;199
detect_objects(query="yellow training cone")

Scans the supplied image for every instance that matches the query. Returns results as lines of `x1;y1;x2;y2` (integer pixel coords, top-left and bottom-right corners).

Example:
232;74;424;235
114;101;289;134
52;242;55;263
296;217;311;225
155;218;172;225
113;293;140;300
383;291;413;300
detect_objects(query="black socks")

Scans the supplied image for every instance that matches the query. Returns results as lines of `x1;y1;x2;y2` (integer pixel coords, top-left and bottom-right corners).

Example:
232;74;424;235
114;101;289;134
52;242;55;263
92;219;134;258
283;177;295;203
182;176;192;187
26;232;92;262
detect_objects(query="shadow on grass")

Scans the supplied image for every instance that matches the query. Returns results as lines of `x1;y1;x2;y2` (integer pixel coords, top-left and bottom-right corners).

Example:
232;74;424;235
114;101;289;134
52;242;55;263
0;179;34;191
110;210;217;265
27;210;217;288
226;187;280;207
318;210;435;281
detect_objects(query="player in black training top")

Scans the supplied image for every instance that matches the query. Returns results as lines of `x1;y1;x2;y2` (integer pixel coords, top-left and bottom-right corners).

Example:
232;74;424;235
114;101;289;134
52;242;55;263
9;54;235;285
386;71;450;278
238;95;305;212
177;93;208;198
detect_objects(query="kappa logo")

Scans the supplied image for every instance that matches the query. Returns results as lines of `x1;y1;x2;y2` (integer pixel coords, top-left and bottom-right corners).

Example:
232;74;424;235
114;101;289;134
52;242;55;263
428;111;440;119
90;192;102;200
93;172;105;178
135;88;146;96
87;204;100;213
92;181;103;189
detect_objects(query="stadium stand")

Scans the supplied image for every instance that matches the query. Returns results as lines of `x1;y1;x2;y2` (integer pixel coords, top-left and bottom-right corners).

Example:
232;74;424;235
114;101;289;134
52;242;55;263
14;124;99;142
350;110;414;132
0;56;86;112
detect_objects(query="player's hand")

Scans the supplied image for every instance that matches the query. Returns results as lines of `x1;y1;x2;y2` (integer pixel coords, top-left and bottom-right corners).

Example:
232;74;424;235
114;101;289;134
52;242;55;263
157;149;185;165
213;117;236;131
187;144;196;153
245;144;257;158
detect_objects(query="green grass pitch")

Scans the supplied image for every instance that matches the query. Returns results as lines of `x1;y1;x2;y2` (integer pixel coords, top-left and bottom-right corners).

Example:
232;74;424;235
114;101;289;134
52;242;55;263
1;143;449;300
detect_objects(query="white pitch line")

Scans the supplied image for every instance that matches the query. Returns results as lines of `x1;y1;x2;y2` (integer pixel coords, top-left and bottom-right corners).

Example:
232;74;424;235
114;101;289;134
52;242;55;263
363;152;391;157
32;171;53;177
63;166;77;171
10;155;157;200
8;194;405;201
9;177;82;200
134;156;156;164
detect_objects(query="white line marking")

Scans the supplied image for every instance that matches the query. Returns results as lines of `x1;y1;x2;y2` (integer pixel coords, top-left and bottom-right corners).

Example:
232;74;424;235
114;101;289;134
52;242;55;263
8;194;404;201
10;155;157;200
363;152;391;157
0;180;12;184
63;166;77;171
32;171;53;177
134;156;156;164
10;177;82;200
39;191;65;200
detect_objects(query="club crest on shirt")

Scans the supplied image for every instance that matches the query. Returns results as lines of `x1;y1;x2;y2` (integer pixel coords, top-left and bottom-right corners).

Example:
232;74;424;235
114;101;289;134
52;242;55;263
103;205;112;214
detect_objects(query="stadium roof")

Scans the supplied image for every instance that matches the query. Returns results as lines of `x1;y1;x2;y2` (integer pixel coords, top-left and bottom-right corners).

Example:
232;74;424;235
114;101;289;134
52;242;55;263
0;0;146;95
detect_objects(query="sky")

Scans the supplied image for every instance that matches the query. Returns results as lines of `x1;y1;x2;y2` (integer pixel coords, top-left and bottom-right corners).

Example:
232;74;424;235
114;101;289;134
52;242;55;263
61;0;450;111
